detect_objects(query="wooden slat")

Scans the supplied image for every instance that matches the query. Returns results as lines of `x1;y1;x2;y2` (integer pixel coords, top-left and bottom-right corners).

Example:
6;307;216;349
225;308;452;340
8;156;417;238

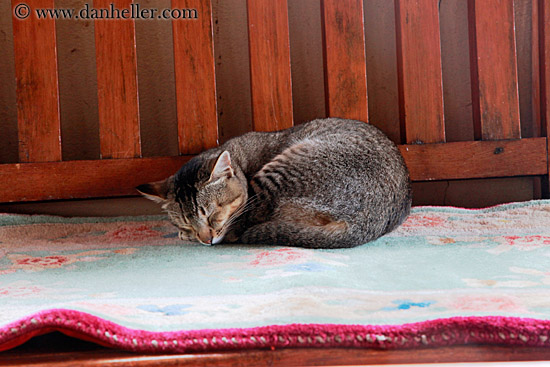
394;0;445;144
247;0;293;131
532;0;542;138
533;0;544;199
321;0;368;122
12;0;62;163
0;157;190;203
468;0;521;140
172;0;218;154
400;138;547;181
94;0;141;159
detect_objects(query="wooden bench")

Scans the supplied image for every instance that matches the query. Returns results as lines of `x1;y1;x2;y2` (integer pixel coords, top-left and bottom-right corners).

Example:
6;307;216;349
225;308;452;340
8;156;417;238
2;0;549;203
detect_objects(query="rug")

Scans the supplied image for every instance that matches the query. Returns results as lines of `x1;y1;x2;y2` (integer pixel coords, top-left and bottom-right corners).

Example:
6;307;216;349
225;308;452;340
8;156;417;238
1;200;550;353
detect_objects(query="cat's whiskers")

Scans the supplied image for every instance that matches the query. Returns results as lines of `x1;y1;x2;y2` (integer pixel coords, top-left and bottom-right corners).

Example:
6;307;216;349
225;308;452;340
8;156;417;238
219;195;259;234
233;195;259;219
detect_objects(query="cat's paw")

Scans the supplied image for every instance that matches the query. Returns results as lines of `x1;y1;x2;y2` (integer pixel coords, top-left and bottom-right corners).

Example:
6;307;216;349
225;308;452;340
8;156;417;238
178;231;190;241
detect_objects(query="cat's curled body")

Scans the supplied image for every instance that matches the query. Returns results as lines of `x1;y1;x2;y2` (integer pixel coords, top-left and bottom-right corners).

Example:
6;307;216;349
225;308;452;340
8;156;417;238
137;118;411;249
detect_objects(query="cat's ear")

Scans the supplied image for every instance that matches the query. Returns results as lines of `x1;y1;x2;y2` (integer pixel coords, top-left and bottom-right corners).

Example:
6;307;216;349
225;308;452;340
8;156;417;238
210;151;234;181
136;177;172;203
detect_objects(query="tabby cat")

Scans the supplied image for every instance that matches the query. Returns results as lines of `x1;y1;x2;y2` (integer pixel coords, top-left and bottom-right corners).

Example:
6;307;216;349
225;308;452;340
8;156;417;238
137;118;411;248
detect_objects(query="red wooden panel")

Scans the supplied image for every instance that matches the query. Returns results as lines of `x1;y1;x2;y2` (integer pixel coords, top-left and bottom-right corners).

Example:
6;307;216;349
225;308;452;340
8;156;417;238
321;0;368;122
0;156;190;203
94;0;141;159
395;0;445;144
400;138;547;181
172;0;218;154
468;0;521;140
12;0;62;163
247;0;293;131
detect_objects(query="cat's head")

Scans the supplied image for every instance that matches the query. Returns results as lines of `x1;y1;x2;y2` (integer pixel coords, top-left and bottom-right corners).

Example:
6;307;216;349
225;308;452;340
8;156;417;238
136;151;247;245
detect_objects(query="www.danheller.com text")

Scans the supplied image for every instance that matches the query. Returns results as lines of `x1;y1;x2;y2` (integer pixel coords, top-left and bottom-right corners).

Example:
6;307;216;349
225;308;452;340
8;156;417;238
13;2;198;21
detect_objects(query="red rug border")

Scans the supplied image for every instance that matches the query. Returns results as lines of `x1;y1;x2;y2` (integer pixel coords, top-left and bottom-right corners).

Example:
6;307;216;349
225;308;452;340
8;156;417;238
0;309;549;353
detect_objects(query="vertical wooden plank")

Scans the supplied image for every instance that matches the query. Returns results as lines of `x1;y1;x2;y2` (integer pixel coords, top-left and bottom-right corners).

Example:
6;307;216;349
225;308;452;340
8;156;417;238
532;0;542;138
94;0;141;159
321;0;368;123
12;0;62;163
395;0;445;144
468;0;521;141
247;0;293;132
532;0;543;199
172;0;218;154
540;0;550;137
540;0;550;198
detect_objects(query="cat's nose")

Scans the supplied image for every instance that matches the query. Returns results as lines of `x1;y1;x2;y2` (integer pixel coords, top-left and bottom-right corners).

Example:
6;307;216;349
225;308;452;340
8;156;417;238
197;228;213;245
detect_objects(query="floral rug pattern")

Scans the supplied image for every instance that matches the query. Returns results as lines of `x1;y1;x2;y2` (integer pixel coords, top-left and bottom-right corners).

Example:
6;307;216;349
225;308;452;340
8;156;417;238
1;201;550;351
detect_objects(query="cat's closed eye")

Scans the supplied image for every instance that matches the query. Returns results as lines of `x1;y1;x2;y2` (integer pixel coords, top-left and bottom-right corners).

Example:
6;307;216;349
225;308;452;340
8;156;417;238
223;197;241;206
208;215;223;229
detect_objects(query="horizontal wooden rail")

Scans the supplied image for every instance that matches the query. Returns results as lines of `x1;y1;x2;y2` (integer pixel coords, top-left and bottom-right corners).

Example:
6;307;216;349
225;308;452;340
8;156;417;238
401;137;547;181
0;138;546;202
0;157;190;203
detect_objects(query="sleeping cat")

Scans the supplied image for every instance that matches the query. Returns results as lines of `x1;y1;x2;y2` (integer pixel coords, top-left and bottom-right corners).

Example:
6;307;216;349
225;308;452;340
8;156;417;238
137;118;411;248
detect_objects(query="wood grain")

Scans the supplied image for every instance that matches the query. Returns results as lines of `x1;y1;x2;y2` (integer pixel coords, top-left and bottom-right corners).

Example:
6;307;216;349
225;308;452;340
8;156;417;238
468;0;521;140
172;0;218;154
94;0;141;159
2;343;550;366
12;0;62;163
247;0;293;131
0;157;190;203
321;0;368;122
394;0;445;144
400;138;547;181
